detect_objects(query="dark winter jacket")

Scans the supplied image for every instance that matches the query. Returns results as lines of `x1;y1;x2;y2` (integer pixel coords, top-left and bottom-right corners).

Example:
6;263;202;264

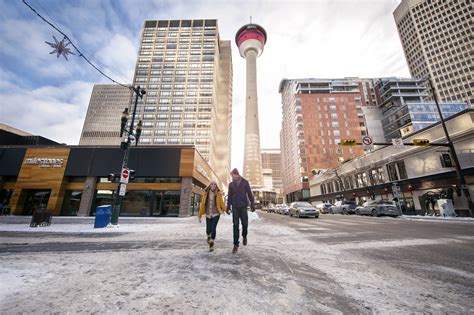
227;177;255;209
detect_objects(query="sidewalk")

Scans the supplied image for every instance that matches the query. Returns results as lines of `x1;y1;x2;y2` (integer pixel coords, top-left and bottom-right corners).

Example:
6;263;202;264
401;215;474;223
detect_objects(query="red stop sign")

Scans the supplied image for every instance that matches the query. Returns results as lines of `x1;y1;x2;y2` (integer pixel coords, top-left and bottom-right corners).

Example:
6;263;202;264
122;169;129;179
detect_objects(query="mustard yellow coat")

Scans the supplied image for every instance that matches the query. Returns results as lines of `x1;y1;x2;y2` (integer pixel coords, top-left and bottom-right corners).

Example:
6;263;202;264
198;189;226;219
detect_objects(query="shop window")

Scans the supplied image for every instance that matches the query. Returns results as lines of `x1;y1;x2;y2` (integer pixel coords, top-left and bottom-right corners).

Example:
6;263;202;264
60;191;82;216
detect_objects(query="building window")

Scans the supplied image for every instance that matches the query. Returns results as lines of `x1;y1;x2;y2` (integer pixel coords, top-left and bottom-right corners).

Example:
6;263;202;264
397;161;408;179
387;163;398;181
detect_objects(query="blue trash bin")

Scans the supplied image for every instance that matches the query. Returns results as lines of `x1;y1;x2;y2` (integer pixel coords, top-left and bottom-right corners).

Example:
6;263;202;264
94;205;112;228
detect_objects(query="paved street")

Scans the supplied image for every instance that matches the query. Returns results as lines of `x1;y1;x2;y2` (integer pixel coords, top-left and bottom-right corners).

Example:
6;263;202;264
0;213;473;314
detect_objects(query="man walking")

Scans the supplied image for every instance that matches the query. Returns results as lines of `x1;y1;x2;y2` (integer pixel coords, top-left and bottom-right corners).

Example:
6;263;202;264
227;168;255;254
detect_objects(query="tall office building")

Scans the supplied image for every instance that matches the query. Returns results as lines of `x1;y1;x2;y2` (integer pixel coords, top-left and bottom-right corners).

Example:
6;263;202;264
120;19;231;185
261;148;283;199
79;84;131;145
394;0;473;106
279;78;368;202
366;77;468;142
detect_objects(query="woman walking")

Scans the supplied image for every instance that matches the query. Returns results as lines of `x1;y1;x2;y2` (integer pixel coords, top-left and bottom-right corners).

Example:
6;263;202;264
198;181;226;252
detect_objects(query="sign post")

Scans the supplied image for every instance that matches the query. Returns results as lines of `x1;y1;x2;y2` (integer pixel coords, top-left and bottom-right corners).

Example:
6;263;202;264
120;168;129;184
362;136;374;151
119;184;127;196
392;138;405;149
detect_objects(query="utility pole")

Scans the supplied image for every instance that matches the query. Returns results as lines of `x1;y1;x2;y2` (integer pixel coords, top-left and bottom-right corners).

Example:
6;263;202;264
426;78;473;215
110;85;145;226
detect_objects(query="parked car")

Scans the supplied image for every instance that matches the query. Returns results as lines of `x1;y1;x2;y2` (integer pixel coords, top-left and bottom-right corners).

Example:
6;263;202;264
331;200;357;215
355;200;401;217
267;203;276;213
315;203;333;214
278;204;290;215
290;202;319;218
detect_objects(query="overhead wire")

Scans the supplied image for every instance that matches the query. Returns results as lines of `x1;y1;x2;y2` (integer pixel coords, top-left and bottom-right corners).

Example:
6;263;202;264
22;0;132;91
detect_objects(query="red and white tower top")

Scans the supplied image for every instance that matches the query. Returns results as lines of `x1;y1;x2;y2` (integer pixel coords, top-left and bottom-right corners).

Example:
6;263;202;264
235;23;267;58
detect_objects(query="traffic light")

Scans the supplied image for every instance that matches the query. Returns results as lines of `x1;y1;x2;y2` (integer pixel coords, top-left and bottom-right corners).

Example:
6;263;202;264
129;169;136;182
413;138;430;146
135;120;143;146
120;108;129;137
339;139;357;146
108;173;117;182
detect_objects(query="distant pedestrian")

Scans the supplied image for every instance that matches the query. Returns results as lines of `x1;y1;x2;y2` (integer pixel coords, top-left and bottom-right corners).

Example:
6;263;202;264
227;168;255;254
198;181;226;252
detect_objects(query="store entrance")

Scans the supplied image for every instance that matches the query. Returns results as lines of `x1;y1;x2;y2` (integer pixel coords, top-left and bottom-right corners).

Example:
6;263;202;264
22;190;51;215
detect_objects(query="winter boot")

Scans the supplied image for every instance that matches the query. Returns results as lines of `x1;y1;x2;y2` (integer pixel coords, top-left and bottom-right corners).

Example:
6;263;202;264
243;237;247;246
207;235;211;244
209;240;214;252
232;245;238;254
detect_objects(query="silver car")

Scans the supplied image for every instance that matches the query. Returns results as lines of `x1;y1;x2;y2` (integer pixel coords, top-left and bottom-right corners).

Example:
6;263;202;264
356;200;401;217
290;202;319;218
315;203;333;214
279;204;290;215
331;200;357;215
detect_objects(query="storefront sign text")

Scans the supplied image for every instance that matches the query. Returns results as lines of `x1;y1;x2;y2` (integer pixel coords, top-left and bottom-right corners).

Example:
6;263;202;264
24;157;65;168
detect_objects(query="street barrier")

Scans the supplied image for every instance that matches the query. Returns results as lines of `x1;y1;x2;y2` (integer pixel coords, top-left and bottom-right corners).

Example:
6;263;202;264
30;210;52;227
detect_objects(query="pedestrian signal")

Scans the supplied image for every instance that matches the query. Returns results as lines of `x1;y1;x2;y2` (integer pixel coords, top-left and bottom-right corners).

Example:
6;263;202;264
108;173;117;182
413;139;430;146
339;139;357;146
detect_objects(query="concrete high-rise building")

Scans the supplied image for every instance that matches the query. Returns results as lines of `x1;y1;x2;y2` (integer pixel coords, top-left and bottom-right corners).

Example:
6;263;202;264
394;0;473;107
279;78;368;202
235;23;267;188
134;19;232;186
80;20;233;185
261;148;283;200
79;84;131;145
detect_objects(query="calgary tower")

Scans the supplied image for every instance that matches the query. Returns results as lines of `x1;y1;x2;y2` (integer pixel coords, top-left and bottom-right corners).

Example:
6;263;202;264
235;22;267;187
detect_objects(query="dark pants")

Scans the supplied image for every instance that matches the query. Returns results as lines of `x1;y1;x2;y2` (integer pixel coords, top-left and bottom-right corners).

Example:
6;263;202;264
206;215;220;240
232;207;248;246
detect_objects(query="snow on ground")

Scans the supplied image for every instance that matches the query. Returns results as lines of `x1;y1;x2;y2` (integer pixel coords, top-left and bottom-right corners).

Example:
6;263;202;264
401;215;474;223
1;213;473;314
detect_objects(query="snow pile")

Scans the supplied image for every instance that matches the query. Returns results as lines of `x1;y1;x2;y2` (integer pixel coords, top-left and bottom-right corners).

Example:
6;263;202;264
401;215;474;223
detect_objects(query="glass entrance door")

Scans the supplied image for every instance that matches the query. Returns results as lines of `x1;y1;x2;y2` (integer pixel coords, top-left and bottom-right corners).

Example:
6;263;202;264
22;190;51;215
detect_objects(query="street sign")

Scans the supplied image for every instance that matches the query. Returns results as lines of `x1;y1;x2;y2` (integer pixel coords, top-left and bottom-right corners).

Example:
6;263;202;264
392;184;401;197
392;138;404;148
362;136;372;145
119;184;127;196
362;136;374;151
120;168;129;184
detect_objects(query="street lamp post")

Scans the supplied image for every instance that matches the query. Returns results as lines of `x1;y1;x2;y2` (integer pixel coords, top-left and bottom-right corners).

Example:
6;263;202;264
425;78;473;215
110;85;146;226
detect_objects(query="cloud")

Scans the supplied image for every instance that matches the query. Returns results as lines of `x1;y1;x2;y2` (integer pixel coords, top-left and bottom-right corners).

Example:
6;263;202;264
0;0;411;171
0;78;93;145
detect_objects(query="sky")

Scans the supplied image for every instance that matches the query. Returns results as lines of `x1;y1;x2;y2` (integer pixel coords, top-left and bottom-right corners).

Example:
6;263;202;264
0;0;410;171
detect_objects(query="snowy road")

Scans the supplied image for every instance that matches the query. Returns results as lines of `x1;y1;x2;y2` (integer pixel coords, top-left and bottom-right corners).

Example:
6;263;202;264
0;213;473;314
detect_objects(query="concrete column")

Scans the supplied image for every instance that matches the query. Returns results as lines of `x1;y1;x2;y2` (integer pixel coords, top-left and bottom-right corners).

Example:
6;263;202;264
243;49;263;187
179;177;193;217
77;176;97;217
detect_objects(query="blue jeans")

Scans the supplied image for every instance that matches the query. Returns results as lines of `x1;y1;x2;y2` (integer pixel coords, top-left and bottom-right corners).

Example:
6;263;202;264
206;215;220;240
232;207;248;246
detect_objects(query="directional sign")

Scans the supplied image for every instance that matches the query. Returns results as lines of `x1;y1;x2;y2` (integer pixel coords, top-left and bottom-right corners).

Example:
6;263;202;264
392;138;404;148
392;184;401;198
362;136;374;151
119;184;127;196
120;168;129;184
